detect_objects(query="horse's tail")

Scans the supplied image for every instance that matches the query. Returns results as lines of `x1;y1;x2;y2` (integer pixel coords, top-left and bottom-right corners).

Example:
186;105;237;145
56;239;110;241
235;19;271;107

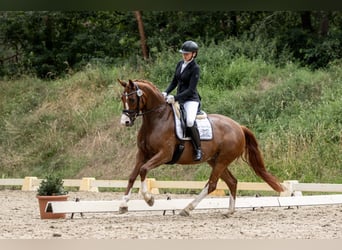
241;126;284;193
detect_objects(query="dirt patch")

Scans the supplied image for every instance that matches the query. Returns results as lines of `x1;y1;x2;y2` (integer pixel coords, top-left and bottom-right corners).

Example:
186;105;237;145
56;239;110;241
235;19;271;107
1;190;341;239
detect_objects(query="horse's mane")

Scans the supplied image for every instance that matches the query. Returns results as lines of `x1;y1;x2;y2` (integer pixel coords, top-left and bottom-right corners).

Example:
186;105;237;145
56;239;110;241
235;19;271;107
133;79;161;94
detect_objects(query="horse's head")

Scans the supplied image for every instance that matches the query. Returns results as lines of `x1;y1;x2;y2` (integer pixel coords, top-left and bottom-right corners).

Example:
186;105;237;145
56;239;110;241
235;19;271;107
118;79;144;126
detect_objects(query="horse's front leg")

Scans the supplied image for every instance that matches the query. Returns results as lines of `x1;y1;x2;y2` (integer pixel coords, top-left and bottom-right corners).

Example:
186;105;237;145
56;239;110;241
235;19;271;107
140;178;155;206
139;151;169;207
119;152;145;214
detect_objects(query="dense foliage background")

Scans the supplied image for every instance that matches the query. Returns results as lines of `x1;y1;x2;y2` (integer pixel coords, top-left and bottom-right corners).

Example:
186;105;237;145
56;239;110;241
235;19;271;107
0;11;341;187
1;11;341;78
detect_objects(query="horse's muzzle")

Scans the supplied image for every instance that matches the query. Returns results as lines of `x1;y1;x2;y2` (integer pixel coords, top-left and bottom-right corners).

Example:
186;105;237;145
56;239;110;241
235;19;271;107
120;114;133;127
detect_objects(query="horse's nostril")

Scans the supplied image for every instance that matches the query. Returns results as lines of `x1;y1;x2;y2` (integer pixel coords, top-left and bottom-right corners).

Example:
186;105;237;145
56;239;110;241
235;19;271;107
125;121;130;126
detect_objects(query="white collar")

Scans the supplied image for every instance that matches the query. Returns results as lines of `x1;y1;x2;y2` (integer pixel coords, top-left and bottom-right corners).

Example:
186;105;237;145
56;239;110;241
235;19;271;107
183;59;193;65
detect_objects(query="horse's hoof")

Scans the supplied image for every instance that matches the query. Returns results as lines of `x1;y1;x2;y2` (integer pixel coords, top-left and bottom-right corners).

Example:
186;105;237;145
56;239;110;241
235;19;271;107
179;209;190;217
146;196;154;206
119;206;128;214
223;211;235;218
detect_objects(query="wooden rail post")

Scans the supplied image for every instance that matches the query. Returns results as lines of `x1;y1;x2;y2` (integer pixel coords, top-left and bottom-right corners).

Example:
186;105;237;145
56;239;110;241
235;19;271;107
21;176;39;191
79;177;98;192
280;180;302;197
146;178;160;194
210;180;226;196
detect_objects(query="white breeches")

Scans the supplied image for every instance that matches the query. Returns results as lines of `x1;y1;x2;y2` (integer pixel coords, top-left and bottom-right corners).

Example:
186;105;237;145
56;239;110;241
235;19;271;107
183;101;199;127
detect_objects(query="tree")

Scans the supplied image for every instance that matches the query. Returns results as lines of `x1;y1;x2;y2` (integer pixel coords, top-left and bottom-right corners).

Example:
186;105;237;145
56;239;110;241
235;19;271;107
134;11;149;60
319;12;329;36
301;11;314;32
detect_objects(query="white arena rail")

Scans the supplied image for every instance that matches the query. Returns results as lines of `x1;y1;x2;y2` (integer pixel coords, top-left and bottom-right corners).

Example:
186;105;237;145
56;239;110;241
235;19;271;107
1;177;342;196
46;194;342;214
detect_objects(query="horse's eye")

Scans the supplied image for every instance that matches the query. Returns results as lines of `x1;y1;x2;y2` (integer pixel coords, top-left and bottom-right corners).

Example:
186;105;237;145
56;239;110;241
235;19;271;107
128;98;135;104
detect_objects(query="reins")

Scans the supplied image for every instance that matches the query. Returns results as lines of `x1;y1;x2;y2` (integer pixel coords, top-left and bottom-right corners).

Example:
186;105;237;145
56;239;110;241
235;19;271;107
123;102;166;119
138;103;167;116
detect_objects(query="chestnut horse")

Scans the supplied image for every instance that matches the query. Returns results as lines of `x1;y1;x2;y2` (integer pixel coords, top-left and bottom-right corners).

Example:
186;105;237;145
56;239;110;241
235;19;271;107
118;79;284;216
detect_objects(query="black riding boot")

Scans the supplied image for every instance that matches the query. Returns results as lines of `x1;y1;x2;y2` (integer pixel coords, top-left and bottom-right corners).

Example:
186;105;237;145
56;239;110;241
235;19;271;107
187;125;202;161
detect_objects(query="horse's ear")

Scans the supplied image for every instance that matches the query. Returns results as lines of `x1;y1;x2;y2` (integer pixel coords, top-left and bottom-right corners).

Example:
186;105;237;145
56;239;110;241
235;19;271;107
117;79;127;87
128;79;135;88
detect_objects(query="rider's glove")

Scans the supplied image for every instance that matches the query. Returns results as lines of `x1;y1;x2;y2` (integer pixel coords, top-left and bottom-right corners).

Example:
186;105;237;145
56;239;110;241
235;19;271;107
166;95;175;104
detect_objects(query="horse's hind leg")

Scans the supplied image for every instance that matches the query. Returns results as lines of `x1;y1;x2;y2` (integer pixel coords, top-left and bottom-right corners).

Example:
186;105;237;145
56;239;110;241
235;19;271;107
179;183;210;216
220;168;238;216
179;163;226;216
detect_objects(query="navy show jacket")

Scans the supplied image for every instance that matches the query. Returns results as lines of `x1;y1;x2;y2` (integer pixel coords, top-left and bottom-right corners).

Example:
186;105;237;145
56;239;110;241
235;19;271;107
165;59;201;104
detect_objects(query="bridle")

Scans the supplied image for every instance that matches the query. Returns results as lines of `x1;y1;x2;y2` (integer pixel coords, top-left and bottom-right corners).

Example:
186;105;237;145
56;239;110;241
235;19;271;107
121;82;143;124
121;82;166;125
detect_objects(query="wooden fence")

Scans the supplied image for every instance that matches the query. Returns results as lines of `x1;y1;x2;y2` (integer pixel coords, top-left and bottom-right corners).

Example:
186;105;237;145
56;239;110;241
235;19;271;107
1;177;342;197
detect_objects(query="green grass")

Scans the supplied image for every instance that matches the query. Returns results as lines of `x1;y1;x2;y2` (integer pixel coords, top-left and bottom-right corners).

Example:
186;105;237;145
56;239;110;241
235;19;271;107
0;44;341;185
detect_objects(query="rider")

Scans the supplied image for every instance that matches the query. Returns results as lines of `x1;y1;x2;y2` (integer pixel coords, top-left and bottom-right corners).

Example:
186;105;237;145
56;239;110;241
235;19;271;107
162;40;202;161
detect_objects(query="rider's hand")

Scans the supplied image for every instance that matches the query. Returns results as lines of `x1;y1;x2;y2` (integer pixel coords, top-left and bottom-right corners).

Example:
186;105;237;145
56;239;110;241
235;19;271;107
166;95;175;104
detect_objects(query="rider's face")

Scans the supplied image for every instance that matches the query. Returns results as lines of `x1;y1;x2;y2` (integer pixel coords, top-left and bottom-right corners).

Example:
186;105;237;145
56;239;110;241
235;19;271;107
182;52;193;62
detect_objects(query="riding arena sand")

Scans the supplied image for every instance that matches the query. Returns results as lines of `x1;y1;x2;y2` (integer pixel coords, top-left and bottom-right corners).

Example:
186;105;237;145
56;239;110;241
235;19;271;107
1;190;341;239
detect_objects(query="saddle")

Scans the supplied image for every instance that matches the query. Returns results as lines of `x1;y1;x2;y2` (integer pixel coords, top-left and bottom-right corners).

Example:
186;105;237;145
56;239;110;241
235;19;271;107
172;102;213;140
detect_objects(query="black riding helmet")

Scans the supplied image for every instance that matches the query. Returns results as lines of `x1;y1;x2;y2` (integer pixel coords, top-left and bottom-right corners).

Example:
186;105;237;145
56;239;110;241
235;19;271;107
179;41;198;57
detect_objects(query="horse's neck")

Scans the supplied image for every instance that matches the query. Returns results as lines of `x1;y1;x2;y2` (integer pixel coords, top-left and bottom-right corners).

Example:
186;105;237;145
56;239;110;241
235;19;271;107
141;85;165;114
139;82;172;127
141;102;172;128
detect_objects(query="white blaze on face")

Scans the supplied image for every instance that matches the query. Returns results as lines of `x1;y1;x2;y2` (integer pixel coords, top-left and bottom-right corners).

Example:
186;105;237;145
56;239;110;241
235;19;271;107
120;93;131;125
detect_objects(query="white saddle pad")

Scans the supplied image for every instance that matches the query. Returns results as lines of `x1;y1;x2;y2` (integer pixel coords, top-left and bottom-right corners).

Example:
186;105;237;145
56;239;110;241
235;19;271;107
172;103;213;141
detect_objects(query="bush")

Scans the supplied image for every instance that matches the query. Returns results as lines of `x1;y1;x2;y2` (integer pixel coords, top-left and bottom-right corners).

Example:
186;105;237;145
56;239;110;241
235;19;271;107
37;174;67;196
